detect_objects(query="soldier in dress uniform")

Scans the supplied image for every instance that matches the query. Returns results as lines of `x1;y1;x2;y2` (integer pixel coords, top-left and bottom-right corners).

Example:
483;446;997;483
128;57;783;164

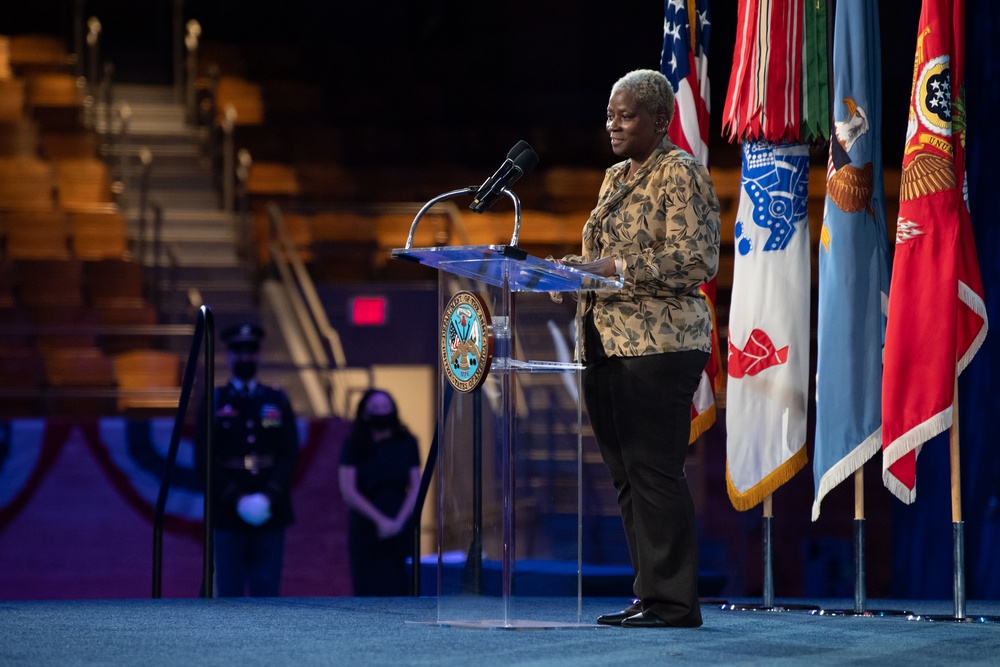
196;323;300;597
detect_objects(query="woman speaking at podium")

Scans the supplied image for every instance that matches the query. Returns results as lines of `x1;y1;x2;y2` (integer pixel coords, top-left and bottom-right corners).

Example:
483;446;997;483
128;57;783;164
559;69;720;628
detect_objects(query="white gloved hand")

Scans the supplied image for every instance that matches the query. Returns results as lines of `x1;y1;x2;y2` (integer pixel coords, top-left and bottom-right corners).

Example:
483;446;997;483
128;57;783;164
236;493;272;526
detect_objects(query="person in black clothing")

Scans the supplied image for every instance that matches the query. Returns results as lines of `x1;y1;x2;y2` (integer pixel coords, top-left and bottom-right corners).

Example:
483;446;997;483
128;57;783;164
196;323;300;597
338;389;421;596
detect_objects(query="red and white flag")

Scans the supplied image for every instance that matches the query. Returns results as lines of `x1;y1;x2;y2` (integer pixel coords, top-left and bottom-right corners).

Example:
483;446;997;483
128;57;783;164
723;0;803;143
882;0;988;503
660;0;721;442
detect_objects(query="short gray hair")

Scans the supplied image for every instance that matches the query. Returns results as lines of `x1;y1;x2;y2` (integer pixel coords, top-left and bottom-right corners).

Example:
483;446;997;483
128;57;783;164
610;69;675;124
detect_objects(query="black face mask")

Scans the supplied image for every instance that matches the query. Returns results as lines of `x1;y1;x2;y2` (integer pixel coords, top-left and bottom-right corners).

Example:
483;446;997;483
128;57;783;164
233;361;257;381
365;414;395;431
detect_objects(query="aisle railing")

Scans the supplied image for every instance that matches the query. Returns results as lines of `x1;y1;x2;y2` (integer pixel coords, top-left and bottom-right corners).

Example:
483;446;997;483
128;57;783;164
151;305;215;599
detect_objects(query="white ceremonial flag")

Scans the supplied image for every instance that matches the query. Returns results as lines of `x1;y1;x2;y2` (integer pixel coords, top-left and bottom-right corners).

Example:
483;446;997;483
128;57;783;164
725;141;811;511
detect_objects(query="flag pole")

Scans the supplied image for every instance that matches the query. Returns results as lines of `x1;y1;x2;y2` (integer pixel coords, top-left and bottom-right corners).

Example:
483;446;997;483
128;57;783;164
762;494;774;609
909;378;998;623
853;469;866;614
852;467;913;616
722;495;780;611
811;468;910;617
909;378;969;621
949;376;966;620
722;494;817;613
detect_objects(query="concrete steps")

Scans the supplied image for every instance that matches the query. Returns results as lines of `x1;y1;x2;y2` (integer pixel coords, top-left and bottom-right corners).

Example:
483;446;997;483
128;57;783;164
104;83;257;325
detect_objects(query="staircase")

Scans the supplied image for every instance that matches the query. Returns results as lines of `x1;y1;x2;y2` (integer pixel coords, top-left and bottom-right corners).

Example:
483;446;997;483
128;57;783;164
93;84;325;415
96;84;258;340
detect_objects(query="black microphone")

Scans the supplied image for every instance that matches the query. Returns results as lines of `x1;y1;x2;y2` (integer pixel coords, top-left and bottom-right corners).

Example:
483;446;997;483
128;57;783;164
469;141;539;213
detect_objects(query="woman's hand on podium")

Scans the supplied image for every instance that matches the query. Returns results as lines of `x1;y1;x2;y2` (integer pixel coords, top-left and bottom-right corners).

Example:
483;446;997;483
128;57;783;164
567;256;620;278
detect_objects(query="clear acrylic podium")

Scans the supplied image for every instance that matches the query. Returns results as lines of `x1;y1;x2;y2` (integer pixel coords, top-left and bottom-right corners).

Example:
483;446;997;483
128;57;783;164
394;231;622;629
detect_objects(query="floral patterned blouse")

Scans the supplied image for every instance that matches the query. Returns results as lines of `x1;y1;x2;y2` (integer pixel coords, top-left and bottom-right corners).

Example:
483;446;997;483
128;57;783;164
564;135;721;361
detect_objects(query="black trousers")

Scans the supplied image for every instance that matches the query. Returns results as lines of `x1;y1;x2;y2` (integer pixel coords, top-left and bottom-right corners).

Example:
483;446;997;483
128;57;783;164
213;528;286;597
583;348;708;627
347;513;412;596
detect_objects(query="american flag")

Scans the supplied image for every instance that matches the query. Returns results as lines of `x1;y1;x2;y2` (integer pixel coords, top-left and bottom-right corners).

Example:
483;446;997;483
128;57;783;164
660;0;719;444
660;0;711;166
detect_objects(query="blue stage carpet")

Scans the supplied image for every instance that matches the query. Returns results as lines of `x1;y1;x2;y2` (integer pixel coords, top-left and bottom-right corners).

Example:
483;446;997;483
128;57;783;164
2;597;999;666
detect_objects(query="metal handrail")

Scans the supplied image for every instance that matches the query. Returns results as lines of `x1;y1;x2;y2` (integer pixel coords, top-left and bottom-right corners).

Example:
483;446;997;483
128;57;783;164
115;103;132;194
152;305;215;599
410;382;453;596
221;105;236;212
73;0;85;78
266;202;351;416
184;20;201;123
136;149;153;262
235;148;255;281
86;17;101;97
171;0;185;104
269;202;347;368
101;62;114;138
149;202;164;307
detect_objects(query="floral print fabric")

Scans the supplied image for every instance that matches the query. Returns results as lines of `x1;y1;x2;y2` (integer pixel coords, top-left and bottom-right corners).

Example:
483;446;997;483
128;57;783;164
565;136;721;360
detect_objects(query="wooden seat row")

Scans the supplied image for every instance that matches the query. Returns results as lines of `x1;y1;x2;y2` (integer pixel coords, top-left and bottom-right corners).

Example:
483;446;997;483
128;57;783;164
0;120;98;158
0;257;145;310
0;72;84;130
0;345;181;417
0;92;98;158
0;301;156;352
0;156;114;210
2;34;74;76
0;208;128;261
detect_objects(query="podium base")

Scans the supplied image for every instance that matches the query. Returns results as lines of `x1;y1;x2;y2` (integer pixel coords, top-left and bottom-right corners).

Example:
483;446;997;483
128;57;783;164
811;608;912;617
906;614;1000;623
410;619;610;631
721;602;820;613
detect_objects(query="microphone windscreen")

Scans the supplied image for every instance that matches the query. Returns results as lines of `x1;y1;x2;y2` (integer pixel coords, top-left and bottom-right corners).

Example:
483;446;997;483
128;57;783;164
506;140;533;160
512;148;539;176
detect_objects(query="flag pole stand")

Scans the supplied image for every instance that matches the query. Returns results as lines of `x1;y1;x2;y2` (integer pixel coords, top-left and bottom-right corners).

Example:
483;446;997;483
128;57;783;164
721;495;818;613
908;380;1000;623
812;468;910;617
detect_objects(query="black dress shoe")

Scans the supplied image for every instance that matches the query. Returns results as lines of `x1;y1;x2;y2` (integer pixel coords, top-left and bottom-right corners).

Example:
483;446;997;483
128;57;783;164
596;603;642;626
620;610;670;628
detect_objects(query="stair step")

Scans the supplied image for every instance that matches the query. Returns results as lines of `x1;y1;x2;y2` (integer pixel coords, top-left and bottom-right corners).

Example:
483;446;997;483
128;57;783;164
122;139;206;157
145;245;240;265
99;121;203;141
104;83;265;336
158;286;257;312
108;84;180;106
152;263;247;282
132;226;234;242
126;208;235;223
120;191;222;210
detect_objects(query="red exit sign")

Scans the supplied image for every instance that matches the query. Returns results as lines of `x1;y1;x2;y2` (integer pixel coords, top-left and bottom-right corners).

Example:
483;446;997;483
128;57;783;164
350;295;388;326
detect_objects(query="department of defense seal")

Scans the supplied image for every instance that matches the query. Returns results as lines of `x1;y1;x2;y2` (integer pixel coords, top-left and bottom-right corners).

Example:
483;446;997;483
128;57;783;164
441;291;494;393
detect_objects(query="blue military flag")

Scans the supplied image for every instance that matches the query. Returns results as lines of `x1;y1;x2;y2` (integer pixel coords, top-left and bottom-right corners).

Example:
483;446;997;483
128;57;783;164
811;0;889;519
